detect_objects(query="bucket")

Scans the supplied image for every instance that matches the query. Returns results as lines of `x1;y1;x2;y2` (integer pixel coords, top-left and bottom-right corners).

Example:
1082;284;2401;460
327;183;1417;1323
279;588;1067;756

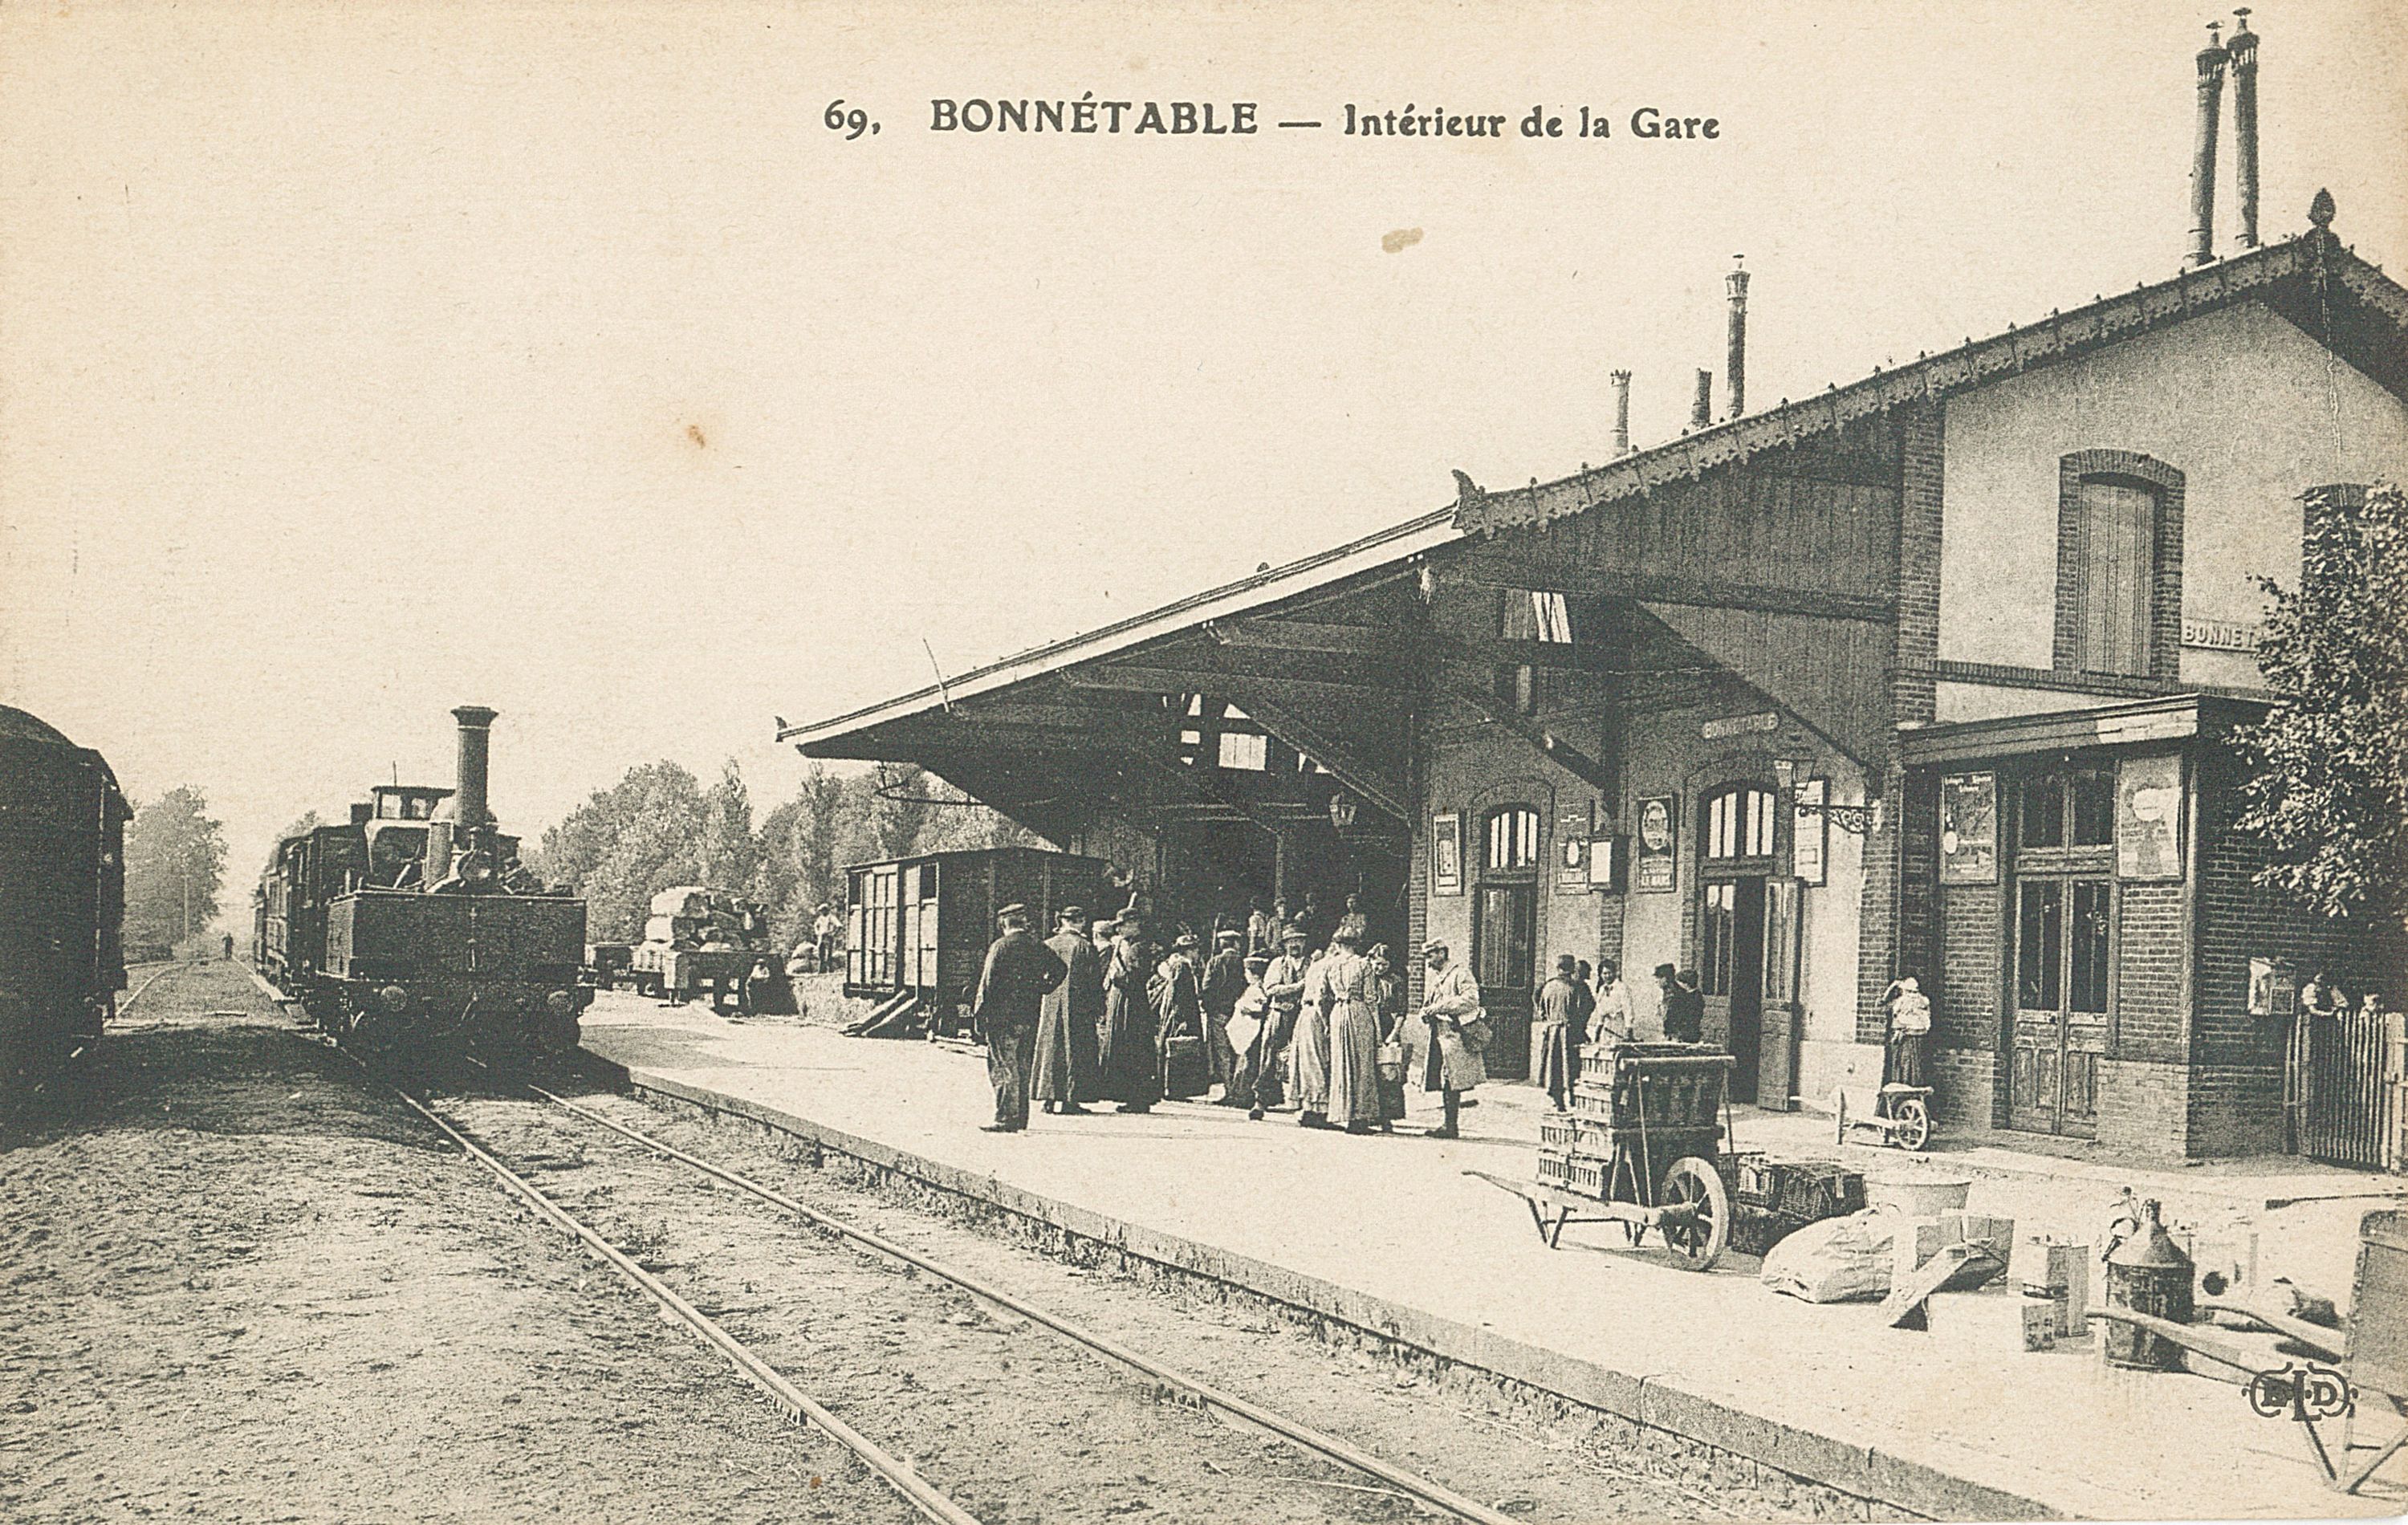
1867;1173;1971;1216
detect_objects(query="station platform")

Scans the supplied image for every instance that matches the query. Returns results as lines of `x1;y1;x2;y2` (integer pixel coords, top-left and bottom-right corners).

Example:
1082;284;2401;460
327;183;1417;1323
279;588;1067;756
580;994;2405;1520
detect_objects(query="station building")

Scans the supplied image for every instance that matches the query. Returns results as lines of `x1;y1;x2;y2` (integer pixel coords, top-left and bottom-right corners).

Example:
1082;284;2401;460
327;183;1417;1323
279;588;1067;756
786;201;2408;1161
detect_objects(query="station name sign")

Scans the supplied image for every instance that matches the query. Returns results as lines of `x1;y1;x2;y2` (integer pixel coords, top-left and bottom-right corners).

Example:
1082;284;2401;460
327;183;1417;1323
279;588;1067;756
1700;711;1780;741
2181;618;2260;653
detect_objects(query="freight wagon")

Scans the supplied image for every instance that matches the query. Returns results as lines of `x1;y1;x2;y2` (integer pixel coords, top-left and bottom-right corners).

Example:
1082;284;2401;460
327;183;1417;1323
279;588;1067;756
0;706;127;1116
844;846;1112;1041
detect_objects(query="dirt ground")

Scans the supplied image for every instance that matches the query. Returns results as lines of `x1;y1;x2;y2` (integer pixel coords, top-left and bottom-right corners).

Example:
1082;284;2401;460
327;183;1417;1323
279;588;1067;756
1;962;1802;1523
0;962;912;1525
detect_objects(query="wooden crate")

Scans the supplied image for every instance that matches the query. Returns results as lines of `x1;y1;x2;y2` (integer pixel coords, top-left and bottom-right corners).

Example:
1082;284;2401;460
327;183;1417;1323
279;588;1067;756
1538;1113;1580;1151
1536;1148;1576;1190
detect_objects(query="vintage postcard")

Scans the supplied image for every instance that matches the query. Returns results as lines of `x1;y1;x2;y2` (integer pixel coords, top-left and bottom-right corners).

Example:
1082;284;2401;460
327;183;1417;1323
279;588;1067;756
4;2;2405;1521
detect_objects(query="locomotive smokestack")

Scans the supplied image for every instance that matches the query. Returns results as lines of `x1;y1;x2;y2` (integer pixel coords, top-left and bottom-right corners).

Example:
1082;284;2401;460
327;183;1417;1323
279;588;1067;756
451;705;498;829
2189;22;2228;266
1611;369;1633;457
2229;11;2260;250
1691;368;1713;430
1724;256;1749;420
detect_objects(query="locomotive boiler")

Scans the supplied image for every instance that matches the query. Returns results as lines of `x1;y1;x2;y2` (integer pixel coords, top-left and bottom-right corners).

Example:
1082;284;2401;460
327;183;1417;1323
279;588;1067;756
0;706;128;1117
257;706;589;1063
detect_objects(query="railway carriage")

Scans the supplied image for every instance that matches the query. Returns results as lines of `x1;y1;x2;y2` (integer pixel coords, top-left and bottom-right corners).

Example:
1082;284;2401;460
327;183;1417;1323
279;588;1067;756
0;706;127;1113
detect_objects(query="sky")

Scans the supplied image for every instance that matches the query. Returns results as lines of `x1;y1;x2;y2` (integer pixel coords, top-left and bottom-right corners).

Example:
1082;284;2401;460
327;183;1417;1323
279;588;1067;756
3;0;2404;927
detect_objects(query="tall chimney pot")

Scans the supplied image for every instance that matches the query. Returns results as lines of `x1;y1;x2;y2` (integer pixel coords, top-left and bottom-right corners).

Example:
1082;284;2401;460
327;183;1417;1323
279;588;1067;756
2228;11;2260;250
1692;368;1713;430
451;705;498;830
1725;256;1750;420
1610;370;1633;457
2188;22;2229;266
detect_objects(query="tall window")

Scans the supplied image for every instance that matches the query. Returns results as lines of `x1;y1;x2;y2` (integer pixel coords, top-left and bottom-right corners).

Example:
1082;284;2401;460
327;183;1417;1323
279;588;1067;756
1484;805;1541;873
2076;478;2156;675
1499;588;1577;644
1701;881;1739;995
2056;452;2182;679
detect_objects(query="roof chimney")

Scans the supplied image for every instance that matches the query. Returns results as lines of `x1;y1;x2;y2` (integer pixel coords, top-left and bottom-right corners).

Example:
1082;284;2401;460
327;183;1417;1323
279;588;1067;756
1611;369;1633;457
1724;256;1750;420
1691;368;1713;431
451;705;498;830
2188;22;2229;266
2228;10;2259;250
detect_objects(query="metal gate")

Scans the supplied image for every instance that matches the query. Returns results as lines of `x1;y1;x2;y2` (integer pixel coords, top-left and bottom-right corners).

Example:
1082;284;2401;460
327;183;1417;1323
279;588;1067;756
2291;1006;2405;1171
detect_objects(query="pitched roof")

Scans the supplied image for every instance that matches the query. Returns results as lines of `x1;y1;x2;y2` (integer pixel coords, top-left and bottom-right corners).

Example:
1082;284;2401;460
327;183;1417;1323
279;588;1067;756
1453;220;2408;535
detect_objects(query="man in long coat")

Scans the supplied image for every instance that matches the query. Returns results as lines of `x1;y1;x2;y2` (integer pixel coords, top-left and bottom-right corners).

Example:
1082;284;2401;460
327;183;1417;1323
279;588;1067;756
972;904;1065;1133
1096;917;1161;1113
1199;927;1249;1103
1033;905;1104;1115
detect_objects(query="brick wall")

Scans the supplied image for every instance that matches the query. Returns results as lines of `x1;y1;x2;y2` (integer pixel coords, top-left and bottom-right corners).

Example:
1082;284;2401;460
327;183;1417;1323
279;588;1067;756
1896;406;1942;726
2098;1057;2190;1159
2114;882;2189;1065
1936;883;2002;1051
1929;1043;2003;1130
2187;1063;2285;1157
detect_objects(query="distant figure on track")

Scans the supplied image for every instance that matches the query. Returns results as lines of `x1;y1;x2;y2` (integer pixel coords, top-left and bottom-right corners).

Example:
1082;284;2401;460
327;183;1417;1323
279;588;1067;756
222;933;235;963
972;904;1064;1134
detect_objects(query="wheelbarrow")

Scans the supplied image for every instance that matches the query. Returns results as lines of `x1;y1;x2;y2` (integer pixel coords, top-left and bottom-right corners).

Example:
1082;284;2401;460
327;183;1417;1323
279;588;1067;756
1837;1082;1935;1151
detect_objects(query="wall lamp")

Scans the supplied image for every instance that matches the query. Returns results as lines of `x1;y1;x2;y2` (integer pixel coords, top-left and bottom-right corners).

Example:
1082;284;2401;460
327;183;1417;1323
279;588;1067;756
1771;758;1882;836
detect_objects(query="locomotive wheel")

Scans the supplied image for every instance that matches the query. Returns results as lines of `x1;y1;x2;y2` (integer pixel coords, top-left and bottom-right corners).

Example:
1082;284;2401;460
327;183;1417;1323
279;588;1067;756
1892;1096;1934;1152
1658;1157;1731;1271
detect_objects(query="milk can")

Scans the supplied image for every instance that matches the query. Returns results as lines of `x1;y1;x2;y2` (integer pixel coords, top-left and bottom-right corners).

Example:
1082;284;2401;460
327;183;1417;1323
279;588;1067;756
2103;1198;2195;1370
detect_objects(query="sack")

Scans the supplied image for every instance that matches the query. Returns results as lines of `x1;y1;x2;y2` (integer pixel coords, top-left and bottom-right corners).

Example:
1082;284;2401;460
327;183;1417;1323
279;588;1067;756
1460;1017;1494;1056
1759;1211;1902;1303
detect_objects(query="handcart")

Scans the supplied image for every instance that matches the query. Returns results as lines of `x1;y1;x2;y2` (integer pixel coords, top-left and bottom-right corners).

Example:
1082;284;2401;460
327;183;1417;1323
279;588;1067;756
1836;1081;1935;1150
1470;1043;1738;1271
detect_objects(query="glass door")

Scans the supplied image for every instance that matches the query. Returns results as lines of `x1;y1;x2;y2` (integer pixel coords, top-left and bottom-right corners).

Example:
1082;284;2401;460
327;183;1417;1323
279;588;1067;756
1474;881;1536;1081
2011;876;2109;1137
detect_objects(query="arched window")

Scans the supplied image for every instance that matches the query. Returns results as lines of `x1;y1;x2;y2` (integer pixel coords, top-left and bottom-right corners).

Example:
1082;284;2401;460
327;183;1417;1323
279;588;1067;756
1702;785;1776;862
1483;805;1541;873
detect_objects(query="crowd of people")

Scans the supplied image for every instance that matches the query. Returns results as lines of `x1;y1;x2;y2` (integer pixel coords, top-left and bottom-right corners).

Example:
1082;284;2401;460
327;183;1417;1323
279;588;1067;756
966;893;1510;1137
964;887;1752;1137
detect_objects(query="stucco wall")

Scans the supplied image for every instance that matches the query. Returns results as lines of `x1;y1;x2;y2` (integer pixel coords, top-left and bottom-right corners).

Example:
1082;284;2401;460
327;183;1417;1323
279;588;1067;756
1938;299;2408;679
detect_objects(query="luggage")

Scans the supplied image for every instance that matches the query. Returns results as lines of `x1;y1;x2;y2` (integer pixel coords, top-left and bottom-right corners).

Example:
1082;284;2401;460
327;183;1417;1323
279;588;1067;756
1163;1033;1208;1098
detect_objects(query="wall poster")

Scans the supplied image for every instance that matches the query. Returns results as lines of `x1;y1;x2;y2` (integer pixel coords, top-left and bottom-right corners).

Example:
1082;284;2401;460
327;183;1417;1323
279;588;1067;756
1792;778;1828;888
1556;834;1588;890
1634;795;1678;893
2247;958;2296;1019
2117;753;2186;880
1430;811;1462;897
1938;771;1998;885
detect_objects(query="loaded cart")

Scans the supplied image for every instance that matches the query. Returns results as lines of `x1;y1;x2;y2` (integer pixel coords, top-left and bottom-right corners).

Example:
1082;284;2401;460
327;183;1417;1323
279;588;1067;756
1470;1043;1739;1271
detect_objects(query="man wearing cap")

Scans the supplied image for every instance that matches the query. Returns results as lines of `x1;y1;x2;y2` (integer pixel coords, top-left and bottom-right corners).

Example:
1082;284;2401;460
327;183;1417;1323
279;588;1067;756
1200;925;1249;1103
972;904;1067;1133
1534;954;1585;1112
1035;905;1104;1116
1658;963;1705;1044
1413;939;1485;1139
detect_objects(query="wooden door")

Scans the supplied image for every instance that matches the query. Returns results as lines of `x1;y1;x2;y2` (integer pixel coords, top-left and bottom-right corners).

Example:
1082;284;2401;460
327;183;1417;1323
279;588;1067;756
1757;877;1804;1109
1474;881;1536;1082
2011;876;2109;1137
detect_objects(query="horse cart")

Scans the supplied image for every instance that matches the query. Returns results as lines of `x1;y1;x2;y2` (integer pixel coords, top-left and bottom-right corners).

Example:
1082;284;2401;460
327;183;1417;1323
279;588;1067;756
1472;1044;1738;1271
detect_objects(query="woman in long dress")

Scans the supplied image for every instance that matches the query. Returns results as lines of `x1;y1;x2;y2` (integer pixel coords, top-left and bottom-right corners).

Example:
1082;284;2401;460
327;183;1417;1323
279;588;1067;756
1291;941;1334;1128
1096;923;1161;1113
1320;917;1385;1135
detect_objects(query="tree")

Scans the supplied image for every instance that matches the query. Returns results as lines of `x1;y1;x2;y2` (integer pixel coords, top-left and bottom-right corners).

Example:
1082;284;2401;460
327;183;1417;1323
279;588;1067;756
534;762;712;941
912;774;1050;855
2235;482;2408;933
755;763;855;947
868;763;933;860
698;759;759;892
125;787;229;948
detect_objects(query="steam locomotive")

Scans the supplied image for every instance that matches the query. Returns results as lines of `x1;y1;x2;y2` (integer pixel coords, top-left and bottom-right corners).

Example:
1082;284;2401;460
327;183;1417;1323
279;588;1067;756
0;705;127;1117
256;706;589;1063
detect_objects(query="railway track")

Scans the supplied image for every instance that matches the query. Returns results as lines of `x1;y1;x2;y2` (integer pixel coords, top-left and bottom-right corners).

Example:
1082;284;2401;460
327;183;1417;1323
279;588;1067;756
372;1061;1538;1525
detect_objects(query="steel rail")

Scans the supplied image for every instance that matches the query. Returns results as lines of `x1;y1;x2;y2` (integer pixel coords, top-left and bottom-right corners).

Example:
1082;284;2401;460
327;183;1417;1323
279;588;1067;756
116;962;184;1017
380;1078;985;1525
527;1082;1528;1525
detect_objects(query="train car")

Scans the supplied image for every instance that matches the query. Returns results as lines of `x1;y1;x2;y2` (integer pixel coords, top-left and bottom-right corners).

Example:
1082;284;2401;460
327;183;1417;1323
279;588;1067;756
0;706;127;1112
258;706;589;1063
844;846;1112;1040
